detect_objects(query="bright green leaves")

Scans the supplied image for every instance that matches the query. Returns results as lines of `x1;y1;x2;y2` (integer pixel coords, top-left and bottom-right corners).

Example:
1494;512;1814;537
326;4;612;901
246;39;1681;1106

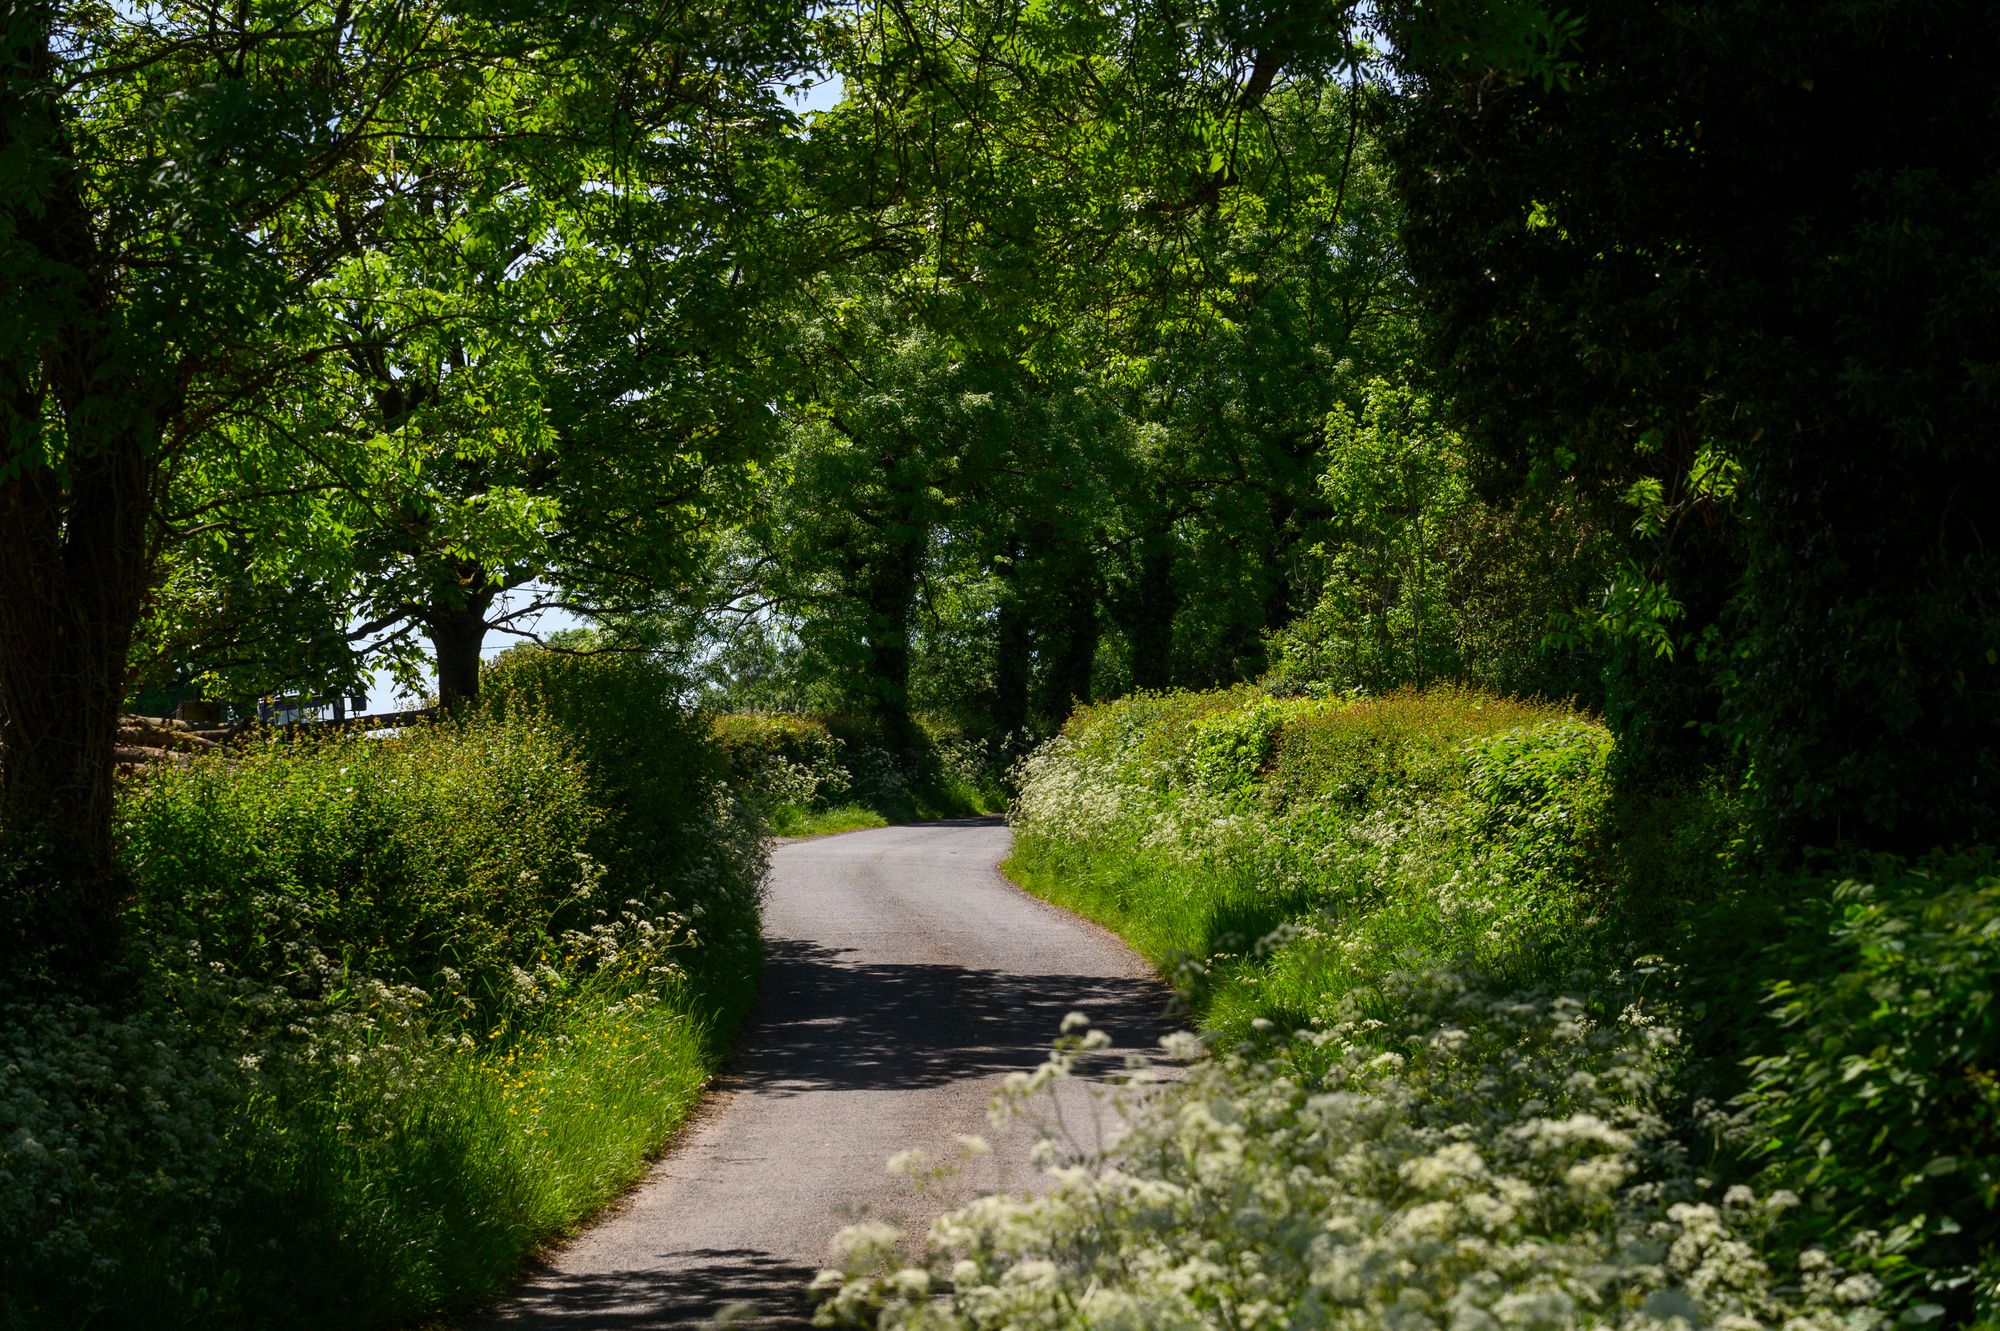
705;0;1412;724
112;0;818;704
1270;378;1475;692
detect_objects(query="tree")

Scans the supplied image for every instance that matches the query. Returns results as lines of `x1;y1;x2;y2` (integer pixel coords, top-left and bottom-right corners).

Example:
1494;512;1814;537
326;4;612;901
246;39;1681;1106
714;0;1403;734
147;63;801;712
1378;0;2000;851
0;0;806;959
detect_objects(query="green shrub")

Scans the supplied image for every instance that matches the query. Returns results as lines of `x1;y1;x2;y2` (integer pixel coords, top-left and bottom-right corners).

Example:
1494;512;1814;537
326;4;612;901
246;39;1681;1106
1;651;764;1330
1007;685;1613;1039
481;650;758;924
712;712;847;782
1739;855;2000;1321
1263;686;1555;812
711;713;855;827
123;716;601;1010
708;709;1004;836
1463;718;1615;890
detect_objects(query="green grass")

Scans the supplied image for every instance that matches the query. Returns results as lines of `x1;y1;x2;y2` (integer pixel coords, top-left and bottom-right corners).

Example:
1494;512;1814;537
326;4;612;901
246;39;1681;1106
1005;836;1405;1043
221;945;757;1328
1002;847;1194;967
771;801;892;837
770;781;1004;840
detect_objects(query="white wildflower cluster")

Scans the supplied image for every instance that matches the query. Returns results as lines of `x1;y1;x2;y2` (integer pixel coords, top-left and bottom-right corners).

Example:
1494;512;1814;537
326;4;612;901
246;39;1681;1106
935;736;1002;797
0;991;247;1292
846;744;912;807
819;976;1885;1331
1008;735;1142;847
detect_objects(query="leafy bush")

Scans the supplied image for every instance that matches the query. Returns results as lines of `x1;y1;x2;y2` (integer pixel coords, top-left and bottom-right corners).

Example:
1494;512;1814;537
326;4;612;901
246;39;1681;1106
0;651;765;1329
1264;687;1557;811
1261;379;1602;708
123;716;602;1010
1007;686;1613;1036
481;649;762;925
710;710;1005;836
713;714;850;796
1738;856;2000;1321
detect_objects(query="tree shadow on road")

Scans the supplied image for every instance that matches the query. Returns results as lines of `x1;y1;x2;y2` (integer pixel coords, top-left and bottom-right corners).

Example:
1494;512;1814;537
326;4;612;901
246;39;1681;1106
482;1248;819;1328
732;939;1173;1096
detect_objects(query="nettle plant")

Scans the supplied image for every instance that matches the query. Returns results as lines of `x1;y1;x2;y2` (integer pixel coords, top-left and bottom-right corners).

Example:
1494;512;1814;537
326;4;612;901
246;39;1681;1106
818;974;1889;1331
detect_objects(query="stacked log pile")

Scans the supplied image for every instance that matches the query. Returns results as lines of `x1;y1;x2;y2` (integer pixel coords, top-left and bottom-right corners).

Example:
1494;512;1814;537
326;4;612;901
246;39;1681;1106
110;707;439;775
114;716;221;771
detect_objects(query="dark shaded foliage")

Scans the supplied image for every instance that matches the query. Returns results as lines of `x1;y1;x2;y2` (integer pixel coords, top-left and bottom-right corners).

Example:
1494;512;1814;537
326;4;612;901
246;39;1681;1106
1381;0;2000;853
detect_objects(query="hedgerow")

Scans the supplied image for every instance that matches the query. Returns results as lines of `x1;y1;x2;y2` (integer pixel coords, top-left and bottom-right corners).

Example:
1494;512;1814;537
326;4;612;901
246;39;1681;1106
710;711;1005;837
1004;686;1612;1035
0;652;764;1330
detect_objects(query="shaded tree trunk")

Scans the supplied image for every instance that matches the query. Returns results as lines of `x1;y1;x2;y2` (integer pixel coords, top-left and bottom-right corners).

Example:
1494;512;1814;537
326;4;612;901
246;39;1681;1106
990;578;1032;742
421;575;497;710
1040;555;1100;724
1;34;162;963
0;442;158;949
1126;532;1178;691
858;532;923;753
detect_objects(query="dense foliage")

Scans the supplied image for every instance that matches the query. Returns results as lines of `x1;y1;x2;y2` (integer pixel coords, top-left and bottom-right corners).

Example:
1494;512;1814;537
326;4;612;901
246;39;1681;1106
685;0;1418;746
3;0;1993;1325
711;711;1004;836
1378;0;2000;847
822;687;1997;1328
0;655;762;1328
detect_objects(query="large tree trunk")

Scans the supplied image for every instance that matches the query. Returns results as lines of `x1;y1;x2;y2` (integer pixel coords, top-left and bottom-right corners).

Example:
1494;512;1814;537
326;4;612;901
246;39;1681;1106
421;579;497;710
990;582;1032;742
859;535;922;753
1;30;161;965
1126;531;1178;691
0;437;160;963
1040;555;1100;724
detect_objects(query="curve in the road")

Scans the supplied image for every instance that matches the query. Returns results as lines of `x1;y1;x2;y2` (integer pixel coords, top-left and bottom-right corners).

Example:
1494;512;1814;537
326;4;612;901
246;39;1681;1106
479;817;1169;1330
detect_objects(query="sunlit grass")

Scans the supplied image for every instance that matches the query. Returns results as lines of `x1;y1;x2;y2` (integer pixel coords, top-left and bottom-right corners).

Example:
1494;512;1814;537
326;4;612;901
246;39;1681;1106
230;944;760;1326
771;801;892;837
1004;685;1613;1044
770;785;1004;839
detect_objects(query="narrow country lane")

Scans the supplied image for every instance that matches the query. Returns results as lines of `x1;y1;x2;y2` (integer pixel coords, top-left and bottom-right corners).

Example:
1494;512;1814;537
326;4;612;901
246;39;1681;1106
478;817;1168;1329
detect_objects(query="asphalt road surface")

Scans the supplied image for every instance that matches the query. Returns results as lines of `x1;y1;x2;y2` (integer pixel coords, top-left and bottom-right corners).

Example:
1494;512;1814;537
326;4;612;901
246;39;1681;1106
478;817;1168;1330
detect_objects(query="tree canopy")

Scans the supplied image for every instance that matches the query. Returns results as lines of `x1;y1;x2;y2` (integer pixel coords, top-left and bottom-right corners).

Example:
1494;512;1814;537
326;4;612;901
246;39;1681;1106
4;0;1994;965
